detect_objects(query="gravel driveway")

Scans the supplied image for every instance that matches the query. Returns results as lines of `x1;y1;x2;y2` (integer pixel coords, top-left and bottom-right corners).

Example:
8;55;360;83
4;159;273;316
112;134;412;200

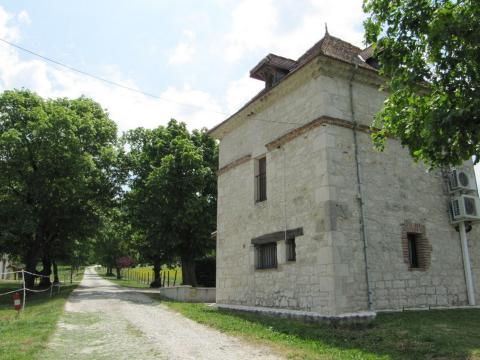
42;266;282;360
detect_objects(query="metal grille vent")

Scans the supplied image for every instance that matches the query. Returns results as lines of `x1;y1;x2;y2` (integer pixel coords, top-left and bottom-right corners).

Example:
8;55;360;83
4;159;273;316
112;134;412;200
464;197;477;216
459;172;470;187
452;199;460;217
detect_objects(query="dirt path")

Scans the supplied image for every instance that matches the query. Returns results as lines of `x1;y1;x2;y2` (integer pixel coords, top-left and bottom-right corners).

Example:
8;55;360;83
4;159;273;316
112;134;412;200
42;266;282;360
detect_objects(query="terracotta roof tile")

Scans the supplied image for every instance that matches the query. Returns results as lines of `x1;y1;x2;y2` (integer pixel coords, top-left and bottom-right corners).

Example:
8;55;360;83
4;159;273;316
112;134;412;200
209;33;378;136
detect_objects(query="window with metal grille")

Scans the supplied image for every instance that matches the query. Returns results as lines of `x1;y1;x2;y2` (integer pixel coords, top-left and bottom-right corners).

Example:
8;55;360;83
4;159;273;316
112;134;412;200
407;233;419;268
255;157;267;202
255;242;277;269
286;237;296;261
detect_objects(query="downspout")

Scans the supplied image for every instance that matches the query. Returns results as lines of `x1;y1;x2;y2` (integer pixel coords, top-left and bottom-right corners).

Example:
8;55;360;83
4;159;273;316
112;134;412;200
349;61;374;311
459;221;476;305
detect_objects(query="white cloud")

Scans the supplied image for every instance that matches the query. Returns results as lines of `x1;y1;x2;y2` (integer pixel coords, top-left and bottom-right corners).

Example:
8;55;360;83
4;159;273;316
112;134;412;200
224;0;366;62
0;7;20;41
226;73;263;113
224;0;278;61
17;10;31;25
168;30;196;65
0;8;223;133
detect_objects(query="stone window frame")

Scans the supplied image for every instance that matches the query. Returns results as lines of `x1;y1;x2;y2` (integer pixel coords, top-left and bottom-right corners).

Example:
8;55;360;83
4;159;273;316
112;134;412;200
286;237;296;261
251;228;303;270
401;222;431;271
254;156;267;203
254;242;277;270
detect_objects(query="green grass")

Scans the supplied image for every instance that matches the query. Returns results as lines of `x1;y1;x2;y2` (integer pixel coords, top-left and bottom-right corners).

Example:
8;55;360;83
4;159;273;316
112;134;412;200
164;302;480;360
0;269;84;360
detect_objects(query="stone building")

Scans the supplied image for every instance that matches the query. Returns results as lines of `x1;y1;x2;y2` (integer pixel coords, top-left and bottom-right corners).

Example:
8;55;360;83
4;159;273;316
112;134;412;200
209;32;479;315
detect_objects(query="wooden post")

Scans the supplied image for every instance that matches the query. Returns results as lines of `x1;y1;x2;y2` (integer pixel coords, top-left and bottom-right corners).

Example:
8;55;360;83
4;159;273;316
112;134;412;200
162;270;166;288
173;270;177;286
22;269;26;311
167;270;170;287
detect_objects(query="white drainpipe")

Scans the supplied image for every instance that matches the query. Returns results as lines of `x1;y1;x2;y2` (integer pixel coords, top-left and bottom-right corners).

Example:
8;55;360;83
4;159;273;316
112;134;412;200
459;221;476;305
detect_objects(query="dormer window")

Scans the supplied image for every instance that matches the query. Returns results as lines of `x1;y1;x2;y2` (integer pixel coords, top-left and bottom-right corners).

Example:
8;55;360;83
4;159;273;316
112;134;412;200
250;54;297;89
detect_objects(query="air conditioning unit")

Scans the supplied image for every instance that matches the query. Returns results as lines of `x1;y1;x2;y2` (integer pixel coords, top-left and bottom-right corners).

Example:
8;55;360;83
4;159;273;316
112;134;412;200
451;195;480;222
448;169;477;193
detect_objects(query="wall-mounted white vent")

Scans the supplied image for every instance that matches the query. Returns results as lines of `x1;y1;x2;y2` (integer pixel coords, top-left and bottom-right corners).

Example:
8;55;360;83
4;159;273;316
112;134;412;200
451;195;480;222
449;169;477;193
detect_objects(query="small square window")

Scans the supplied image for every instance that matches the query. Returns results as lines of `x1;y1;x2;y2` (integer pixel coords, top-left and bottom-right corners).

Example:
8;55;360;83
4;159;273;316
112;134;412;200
255;242;277;269
286;237;296;261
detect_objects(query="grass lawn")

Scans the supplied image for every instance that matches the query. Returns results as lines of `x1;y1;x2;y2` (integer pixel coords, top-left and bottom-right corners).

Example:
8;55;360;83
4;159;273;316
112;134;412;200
165;302;480;360
0;270;84;360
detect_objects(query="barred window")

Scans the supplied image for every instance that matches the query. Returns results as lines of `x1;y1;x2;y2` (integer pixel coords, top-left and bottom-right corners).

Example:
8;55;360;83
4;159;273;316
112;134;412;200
255;242;277;269
286;237;296;261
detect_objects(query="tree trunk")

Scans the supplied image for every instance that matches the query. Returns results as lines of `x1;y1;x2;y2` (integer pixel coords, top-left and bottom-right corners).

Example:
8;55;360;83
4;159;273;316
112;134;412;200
115;267;121;279
150;261;161;288
52;260;59;283
40;256;52;287
106;266;113;276
181;257;197;287
24;248;38;289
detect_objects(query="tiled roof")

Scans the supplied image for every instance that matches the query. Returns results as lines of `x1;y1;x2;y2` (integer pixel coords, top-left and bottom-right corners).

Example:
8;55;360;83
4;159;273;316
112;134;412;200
358;44;375;62
209;33;378;136
250;53;298;80
295;33;376;71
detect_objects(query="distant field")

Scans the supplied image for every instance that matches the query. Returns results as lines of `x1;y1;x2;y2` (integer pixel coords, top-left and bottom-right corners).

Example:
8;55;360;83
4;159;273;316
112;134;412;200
98;265;182;288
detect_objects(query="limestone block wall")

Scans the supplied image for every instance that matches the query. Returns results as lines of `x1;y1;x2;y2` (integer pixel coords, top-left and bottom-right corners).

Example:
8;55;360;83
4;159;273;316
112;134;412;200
215;55;480;314
217;124;343;314
328;123;477;311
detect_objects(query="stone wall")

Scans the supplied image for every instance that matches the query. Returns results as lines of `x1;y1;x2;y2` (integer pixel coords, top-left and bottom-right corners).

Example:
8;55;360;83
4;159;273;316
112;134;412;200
159;286;216;303
215;55;480;314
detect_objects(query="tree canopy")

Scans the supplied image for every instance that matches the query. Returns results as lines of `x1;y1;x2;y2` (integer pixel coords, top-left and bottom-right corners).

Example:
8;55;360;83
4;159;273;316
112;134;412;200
0;89;119;286
363;0;480;167
123;120;217;286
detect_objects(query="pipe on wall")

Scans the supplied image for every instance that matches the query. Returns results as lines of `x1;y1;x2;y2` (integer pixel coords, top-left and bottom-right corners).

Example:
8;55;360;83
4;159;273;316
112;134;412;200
349;62;374;311
459;221;476;305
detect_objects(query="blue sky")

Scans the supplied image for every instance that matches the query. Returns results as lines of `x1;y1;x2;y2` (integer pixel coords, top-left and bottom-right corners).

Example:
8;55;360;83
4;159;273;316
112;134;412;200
0;1;478;179
0;0;367;131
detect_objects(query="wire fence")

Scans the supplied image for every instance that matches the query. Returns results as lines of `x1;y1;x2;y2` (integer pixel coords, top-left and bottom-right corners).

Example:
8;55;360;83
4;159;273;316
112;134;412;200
100;266;182;287
0;270;62;311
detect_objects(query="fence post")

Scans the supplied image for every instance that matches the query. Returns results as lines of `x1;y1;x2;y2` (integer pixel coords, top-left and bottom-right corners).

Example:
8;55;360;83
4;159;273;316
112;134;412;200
22;269;26;311
173;270;177;286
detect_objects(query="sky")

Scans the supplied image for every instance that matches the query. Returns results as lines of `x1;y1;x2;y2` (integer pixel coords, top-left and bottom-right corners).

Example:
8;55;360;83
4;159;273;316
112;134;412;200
0;0;478;180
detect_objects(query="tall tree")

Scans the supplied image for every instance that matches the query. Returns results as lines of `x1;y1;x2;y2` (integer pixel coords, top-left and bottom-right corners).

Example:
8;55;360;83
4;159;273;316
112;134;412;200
124;120;217;286
0;90;118;287
363;0;480;167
